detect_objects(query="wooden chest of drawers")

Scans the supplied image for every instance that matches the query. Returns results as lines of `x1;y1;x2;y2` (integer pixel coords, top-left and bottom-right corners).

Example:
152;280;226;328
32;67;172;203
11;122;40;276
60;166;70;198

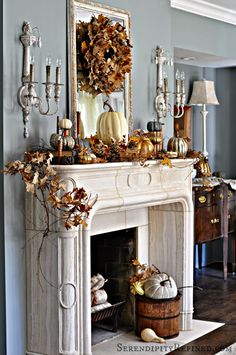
193;184;236;280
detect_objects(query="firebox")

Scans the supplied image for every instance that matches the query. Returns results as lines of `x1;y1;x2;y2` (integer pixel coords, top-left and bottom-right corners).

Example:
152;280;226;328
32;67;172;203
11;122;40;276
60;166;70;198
91;228;136;344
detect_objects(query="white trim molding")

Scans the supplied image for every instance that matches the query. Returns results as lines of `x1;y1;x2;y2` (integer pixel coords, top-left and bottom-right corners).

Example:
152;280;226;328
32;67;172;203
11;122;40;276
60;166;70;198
170;0;236;26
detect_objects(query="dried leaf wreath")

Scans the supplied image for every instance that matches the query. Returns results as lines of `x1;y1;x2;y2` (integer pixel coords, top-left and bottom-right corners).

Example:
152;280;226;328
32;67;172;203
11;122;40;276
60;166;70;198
76;13;132;96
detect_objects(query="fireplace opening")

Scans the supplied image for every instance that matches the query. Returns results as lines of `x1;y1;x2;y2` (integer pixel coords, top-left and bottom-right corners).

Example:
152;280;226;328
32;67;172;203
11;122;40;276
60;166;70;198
91;228;136;344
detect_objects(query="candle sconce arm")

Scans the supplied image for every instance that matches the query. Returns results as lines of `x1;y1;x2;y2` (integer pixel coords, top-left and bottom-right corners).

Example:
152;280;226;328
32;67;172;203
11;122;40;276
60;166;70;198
17;21;63;138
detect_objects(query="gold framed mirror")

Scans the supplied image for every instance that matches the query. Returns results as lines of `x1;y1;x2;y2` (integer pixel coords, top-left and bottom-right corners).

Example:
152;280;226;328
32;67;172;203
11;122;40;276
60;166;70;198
67;0;132;138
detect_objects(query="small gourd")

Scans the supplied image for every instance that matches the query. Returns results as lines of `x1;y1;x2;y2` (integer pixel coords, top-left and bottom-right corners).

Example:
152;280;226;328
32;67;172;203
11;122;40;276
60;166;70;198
50;133;61;149
92;290;108;306
144;272;178;299
195;156;211;177
138;137;154;158
96;100;128;145
59;117;73;130
78;153;96;164
140;328;166;343
50;134;75;151
167;136;188;158
91;274;106;292
50;116;75;151
167;122;188;158
127;136;154;158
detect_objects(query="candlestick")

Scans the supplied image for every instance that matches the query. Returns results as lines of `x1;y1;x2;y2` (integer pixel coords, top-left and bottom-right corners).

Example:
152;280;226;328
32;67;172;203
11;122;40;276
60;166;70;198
46;56;51;83
181;71;185;94
56;115;60;134
176;69;181;94
58;137;63;164
163;67;168;93
30;56;35;82
56;58;62;85
77;111;81;138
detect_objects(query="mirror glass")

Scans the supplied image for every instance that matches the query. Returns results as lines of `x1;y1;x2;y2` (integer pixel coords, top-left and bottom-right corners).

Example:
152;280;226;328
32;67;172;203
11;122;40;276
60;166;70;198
67;0;132;138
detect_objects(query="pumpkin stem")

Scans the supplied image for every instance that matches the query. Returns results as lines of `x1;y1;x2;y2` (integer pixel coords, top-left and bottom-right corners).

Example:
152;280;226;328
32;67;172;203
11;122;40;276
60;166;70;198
152;264;161;274
160;274;172;287
103;100;114;112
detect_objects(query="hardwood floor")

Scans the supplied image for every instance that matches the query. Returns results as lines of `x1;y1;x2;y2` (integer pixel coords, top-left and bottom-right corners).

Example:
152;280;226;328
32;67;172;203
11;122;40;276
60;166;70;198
169;263;236;354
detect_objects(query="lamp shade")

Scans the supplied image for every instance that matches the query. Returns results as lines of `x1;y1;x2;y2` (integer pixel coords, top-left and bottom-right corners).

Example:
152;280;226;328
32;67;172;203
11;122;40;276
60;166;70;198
188;80;219;105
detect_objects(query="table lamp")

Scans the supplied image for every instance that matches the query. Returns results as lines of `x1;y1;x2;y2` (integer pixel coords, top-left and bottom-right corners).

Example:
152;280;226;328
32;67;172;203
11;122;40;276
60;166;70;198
188;79;219;158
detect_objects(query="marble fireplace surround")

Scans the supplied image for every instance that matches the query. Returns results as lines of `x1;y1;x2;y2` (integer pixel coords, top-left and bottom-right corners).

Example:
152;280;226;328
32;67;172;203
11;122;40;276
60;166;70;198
26;160;194;355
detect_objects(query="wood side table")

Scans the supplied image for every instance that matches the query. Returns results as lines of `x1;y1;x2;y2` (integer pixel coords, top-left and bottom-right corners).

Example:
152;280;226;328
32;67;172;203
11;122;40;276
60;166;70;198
193;183;236;280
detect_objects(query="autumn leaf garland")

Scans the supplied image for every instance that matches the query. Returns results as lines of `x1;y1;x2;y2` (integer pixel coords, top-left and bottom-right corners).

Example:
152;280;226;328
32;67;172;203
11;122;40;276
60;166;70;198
76;13;132;96
4;151;92;230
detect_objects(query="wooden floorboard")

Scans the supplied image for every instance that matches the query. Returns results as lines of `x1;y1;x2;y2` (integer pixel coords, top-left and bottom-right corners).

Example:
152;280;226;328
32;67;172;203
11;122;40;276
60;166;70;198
169;263;236;354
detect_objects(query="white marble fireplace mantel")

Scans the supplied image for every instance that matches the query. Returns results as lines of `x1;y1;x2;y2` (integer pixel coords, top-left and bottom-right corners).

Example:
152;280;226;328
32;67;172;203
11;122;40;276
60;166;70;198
26;160;194;355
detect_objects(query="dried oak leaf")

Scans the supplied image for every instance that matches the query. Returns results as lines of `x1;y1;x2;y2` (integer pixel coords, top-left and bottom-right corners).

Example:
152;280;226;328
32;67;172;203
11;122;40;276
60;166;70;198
25;182;35;194
5;160;24;174
45;166;57;177
161;157;172;168
61;192;73;205
39;176;48;187
131;259;142;267
32;171;39;185
48;194;62;208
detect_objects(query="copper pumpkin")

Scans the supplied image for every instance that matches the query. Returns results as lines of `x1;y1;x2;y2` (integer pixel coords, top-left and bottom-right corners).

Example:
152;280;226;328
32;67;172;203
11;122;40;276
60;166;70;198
138;137;154;158
195;157;211;177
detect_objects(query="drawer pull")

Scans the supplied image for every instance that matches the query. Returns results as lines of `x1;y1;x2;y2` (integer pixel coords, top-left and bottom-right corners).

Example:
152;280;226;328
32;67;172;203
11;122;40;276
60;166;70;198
198;196;206;204
228;191;233;197
211;218;220;224
219;193;224;200
228;214;231;219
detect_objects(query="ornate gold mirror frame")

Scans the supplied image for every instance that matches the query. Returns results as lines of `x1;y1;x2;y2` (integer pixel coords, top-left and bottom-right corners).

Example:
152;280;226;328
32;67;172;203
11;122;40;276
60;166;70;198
67;0;132;137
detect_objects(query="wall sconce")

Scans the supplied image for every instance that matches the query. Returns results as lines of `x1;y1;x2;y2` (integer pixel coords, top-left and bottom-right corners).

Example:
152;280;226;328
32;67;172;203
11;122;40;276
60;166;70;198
154;46;186;129
17;21;63;138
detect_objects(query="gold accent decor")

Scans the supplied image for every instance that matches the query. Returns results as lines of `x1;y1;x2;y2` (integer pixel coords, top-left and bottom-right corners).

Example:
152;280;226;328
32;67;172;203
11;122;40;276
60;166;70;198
211;218;220;224
198;196;206;204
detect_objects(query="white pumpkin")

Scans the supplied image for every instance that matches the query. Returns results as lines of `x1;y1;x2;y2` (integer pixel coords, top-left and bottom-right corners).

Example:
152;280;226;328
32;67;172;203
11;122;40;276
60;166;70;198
144;273;178;299
96;100;128;145
59;116;73;130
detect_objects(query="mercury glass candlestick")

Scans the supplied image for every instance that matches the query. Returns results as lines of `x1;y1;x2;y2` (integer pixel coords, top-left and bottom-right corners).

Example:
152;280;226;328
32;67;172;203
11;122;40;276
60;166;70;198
46;56;51;83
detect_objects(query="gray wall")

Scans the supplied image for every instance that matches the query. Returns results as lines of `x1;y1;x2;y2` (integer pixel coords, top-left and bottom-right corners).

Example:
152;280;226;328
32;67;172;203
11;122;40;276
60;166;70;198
172;8;236;60
0;0;6;353
3;0;67;354
215;67;236;178
3;0;236;354
174;63;218;173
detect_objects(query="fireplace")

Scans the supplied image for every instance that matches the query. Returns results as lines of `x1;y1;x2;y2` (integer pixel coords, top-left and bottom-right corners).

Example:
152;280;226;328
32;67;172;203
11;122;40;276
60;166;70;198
25;160;194;355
